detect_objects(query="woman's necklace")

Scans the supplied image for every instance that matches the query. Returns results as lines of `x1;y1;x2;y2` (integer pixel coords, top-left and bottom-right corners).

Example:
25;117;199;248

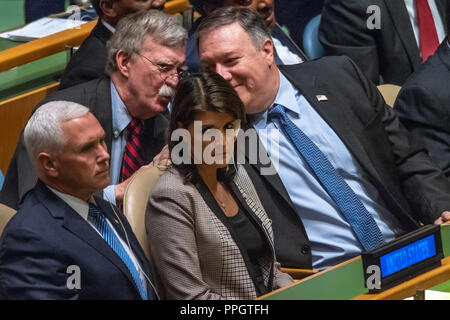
215;182;228;209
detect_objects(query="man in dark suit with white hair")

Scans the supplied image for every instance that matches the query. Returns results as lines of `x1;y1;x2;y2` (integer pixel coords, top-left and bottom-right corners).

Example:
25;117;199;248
0;101;157;299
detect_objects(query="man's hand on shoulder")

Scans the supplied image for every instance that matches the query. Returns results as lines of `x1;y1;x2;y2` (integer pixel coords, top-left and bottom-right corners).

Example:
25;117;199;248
114;145;171;204
149;144;171;169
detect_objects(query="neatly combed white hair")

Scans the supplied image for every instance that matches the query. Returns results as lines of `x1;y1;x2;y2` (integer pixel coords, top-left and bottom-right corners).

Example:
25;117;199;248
24;101;90;167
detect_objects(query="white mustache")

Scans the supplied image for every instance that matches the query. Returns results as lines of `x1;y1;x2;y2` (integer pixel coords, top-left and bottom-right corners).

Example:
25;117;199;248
159;84;175;97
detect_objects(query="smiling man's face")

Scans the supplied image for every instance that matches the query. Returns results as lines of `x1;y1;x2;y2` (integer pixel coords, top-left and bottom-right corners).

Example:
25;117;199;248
199;22;277;114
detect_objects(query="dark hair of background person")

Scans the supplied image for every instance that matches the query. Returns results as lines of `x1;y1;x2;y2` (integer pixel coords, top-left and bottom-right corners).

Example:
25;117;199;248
189;0;224;16
169;72;247;184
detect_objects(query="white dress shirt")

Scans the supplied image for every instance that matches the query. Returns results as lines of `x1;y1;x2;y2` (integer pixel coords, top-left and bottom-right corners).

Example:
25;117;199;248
103;81;134;205
272;37;303;65
404;0;446;48
101;19;115;33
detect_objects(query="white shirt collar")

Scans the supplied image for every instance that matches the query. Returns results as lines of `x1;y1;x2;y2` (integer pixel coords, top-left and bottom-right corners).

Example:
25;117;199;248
48;187;95;221
248;70;299;129
101;19;116;34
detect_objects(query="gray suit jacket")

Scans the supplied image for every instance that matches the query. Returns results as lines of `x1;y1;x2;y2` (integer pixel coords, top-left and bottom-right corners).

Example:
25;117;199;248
146;165;293;300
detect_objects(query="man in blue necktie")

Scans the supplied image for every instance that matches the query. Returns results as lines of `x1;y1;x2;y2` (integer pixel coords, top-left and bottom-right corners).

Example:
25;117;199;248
0;101;157;300
197;7;450;270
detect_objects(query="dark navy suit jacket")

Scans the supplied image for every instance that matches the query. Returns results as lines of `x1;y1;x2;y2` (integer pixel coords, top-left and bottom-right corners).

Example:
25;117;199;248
395;41;450;179
0;180;156;299
25;0;65;22
59;20;112;90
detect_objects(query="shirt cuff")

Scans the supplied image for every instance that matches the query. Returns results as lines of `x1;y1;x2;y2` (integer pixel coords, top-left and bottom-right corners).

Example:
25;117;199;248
103;185;117;206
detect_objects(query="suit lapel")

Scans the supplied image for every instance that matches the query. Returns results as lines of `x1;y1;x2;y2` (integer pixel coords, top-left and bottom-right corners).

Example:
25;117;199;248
383;0;421;68
437;41;450;72
93;20;113;44
91;77;114;154
35;182;140;296
141;113;169;163
278;65;384;187
271;24;307;61
240;122;298;214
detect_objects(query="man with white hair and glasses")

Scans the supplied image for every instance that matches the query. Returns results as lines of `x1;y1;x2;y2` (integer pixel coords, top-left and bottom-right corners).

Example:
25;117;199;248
0;10;187;209
0;101;157;299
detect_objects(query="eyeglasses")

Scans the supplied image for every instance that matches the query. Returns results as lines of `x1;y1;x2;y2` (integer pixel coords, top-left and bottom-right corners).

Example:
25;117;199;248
138;53;187;81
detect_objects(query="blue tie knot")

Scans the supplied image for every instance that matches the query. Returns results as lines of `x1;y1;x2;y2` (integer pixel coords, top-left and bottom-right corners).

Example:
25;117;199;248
88;203;102;223
268;104;286;120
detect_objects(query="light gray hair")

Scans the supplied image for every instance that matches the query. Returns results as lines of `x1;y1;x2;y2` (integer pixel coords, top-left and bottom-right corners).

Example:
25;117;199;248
196;7;272;51
24;101;90;167
105;9;188;75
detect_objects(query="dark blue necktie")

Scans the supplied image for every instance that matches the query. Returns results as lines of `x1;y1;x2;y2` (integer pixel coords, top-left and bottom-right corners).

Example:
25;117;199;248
88;204;148;299
268;104;384;251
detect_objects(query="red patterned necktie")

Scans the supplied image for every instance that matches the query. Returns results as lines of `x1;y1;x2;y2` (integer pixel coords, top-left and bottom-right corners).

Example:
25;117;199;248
121;118;144;182
415;0;439;62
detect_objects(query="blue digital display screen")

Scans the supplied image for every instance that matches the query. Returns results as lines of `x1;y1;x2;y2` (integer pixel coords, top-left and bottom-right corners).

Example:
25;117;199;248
380;235;436;278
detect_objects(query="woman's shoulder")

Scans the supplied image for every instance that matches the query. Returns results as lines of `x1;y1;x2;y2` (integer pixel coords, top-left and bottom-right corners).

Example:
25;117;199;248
150;166;197;199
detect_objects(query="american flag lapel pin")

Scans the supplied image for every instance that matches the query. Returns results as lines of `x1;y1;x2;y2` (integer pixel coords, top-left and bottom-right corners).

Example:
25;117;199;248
316;95;328;102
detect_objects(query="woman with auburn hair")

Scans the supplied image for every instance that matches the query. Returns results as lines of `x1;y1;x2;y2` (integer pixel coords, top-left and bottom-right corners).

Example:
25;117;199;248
146;72;293;300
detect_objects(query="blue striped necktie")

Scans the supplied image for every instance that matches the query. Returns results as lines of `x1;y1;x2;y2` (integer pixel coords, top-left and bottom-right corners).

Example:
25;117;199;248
268;104;384;251
88;204;148;300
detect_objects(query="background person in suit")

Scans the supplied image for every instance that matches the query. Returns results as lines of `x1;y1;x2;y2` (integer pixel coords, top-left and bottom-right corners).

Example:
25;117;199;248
186;0;308;72
394;10;450;179
197;7;450;270
274;0;325;47
0;101;156;300
319;0;448;85
59;0;166;90
147;72;293;300
25;0;65;23
0;10;187;209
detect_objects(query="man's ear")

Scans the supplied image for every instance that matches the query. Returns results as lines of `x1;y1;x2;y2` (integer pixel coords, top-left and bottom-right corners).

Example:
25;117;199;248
37;152;59;178
99;0;118;21
115;50;132;78
261;38;275;66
